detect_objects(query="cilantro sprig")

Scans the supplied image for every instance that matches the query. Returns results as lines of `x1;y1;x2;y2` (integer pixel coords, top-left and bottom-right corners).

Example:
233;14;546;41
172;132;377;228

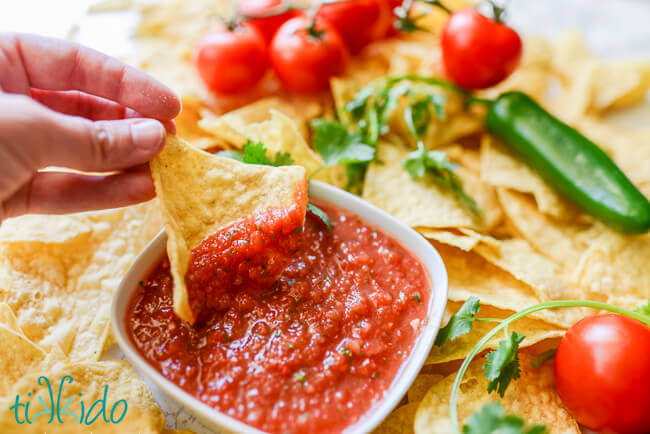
484;331;525;397
217;141;331;232
435;296;480;346
442;299;650;434
311;74;480;210
463;402;547;434
218;140;295;166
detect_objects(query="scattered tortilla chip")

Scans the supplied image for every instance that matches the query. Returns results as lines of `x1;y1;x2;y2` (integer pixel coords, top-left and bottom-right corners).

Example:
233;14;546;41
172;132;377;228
497;188;596;267
426;302;563;365
417;228;500;252
0;324;49;395
363;142;501;231
434;242;584;328
408;374;444;403
243;110;323;175
151;136;307;323
474;239;571;301
372;402;419;434
175;96;225;151
414;351;580;433
572;231;650;308
0;201;162;362
480;136;576;220
0;214;92;244
0;360;165;433
199;97;319;146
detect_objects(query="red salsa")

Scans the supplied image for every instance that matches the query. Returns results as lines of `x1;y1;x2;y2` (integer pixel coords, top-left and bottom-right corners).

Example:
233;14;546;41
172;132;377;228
126;201;431;433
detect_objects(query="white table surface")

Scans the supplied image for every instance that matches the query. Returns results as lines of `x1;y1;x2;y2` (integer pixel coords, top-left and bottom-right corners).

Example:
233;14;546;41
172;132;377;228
1;1;649;432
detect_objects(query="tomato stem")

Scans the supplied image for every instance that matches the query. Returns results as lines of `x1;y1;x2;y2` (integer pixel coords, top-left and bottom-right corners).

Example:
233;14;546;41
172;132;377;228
485;0;505;23
448;299;650;434
420;0;452;15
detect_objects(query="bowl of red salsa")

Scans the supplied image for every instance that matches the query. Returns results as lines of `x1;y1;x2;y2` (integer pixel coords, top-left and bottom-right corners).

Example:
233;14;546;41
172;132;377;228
112;180;448;433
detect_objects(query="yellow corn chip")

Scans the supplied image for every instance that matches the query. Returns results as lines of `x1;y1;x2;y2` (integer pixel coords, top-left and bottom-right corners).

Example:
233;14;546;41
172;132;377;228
414;351;580;433
0;214;92;244
408;375;444;403
480;136;576;220
372;402;419;434
363;142;501;231
426;302;563;365
0;360;165;433
435;242;584;328
151;136;307;323
199;97;319;146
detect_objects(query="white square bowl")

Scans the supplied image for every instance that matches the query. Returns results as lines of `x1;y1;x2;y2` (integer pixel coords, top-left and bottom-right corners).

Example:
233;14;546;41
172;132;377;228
112;180;448;433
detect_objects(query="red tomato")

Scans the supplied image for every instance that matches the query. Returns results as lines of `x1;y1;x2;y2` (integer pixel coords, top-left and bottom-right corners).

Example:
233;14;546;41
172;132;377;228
317;0;392;53
384;0;401;37
554;314;650;433
441;8;522;89
193;24;268;94
270;16;349;93
240;0;300;44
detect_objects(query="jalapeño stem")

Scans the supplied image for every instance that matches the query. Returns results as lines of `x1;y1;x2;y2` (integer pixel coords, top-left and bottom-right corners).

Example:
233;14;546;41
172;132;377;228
449;300;650;434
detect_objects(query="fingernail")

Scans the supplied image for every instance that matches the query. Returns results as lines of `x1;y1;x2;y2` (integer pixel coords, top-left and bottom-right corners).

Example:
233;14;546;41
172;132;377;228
131;120;165;151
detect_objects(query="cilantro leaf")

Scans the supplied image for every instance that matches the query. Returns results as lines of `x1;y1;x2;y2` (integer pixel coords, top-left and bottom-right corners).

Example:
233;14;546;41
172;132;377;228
435;296;481;346
463;402;547;434
484;331;526;397
404;94;446;139
345;163;368;194
404;143;480;215
217;141;295;167
310;119;375;166
271;151;295;167
307;203;332;234
634;299;650;317
241;140;273;165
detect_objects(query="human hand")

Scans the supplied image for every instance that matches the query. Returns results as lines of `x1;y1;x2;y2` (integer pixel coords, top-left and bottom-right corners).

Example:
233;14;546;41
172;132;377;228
0;33;181;223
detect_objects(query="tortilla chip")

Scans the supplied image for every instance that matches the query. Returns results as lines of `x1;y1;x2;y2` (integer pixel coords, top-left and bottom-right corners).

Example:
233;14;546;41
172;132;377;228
0;201;162;362
572;231;650;308
0;360;165;433
0;324;49;395
243;110;323;175
435;242;585;328
151;136;307;323
363;142;501;231
480;136;576;220
408;375;444;403
417;228;500;252
373;402;419;434
414;351;580;433
175;96;225;151
426;302;563;365
0;214;92;244
474;239;571;300
497;188;595;267
199;97;319;146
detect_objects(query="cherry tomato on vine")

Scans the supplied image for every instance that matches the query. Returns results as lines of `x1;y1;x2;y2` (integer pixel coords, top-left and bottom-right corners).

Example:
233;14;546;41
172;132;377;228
554;314;650;433
240;0;301;44
317;0;392;53
384;0;402;37
441;7;521;89
270;16;349;93
193;24;269;94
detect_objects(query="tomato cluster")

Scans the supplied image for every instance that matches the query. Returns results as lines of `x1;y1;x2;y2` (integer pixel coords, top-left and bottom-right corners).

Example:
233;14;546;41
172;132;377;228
193;0;522;94
193;0;392;95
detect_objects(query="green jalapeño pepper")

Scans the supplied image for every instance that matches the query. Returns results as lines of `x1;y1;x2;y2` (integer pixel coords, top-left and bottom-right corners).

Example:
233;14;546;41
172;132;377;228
486;91;650;234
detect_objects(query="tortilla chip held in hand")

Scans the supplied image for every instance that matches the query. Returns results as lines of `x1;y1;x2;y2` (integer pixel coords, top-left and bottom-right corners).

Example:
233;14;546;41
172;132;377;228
151;136;307;323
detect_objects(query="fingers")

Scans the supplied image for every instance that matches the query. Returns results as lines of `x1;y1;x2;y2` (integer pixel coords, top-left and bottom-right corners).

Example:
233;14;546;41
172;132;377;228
2;166;155;218
1;94;167;172
30;89;177;133
0;33;181;119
